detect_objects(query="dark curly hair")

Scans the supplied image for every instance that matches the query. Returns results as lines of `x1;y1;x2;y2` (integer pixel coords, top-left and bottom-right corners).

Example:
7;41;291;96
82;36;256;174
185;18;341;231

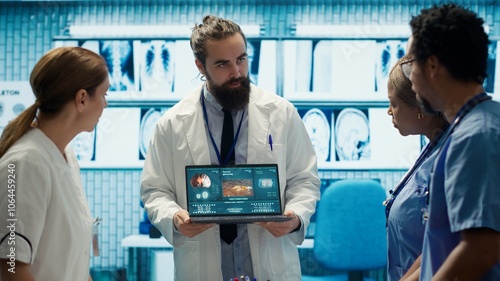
409;3;489;84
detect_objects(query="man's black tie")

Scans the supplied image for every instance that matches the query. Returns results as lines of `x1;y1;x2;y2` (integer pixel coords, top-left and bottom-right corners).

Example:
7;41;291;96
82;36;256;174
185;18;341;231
220;108;237;244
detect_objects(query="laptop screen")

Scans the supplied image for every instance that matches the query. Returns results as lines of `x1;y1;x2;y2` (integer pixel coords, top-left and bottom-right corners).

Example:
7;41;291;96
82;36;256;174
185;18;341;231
185;164;283;217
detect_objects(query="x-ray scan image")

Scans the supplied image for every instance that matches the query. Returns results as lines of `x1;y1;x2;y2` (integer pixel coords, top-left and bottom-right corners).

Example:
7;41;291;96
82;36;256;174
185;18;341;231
139;40;175;94
70;130;96;162
301;108;332;162
247;40;261;85
100;40;135;92
375;40;406;92
139;107;169;159
484;41;497;93
335;108;371;161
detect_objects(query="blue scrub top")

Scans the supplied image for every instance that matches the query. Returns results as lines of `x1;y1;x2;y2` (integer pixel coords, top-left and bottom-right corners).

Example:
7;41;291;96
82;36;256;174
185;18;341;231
420;99;500;280
386;144;439;280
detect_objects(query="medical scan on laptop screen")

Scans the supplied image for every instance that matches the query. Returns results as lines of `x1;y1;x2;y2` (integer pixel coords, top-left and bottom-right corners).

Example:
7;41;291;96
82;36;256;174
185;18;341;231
185;164;291;223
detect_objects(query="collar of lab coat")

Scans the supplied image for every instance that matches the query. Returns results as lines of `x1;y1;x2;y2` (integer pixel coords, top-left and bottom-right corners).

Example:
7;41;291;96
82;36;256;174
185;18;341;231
176;83;276;165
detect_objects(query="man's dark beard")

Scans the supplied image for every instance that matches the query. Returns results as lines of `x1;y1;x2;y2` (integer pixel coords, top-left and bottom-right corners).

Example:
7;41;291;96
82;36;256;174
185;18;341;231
208;75;250;111
417;94;439;115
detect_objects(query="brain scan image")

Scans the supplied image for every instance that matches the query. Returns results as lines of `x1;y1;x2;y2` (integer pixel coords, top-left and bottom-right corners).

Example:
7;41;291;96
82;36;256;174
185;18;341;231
70;130;96;161
139;107;168;160
302;108;331;162
335;108;371;161
190;173;212;188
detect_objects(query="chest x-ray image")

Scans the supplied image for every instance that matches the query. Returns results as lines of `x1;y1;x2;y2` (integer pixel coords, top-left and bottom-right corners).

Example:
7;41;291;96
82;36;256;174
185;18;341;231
139;40;175;95
375;40;406;92
100;40;136;92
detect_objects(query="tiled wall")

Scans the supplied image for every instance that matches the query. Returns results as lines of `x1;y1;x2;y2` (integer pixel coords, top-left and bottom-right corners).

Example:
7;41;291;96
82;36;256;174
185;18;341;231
81;169;143;269
2;0;499;279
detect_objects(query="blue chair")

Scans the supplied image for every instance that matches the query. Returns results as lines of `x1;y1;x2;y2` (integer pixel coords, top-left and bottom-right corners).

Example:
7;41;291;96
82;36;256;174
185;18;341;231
302;179;387;281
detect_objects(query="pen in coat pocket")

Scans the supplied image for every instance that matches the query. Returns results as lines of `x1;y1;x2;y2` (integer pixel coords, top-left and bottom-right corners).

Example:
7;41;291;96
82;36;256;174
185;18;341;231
268;134;273;151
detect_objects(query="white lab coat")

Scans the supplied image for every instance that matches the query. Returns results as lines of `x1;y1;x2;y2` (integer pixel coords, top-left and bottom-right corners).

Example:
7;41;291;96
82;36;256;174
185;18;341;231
141;84;320;281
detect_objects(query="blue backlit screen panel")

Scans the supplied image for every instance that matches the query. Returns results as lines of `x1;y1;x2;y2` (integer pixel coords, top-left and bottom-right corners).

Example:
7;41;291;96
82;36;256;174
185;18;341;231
283;39;408;101
298;106;421;170
54;39;277;101
283;39;499;101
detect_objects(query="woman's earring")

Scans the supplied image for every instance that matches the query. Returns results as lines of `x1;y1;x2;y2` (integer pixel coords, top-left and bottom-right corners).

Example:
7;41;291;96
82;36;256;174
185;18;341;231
418;112;424;119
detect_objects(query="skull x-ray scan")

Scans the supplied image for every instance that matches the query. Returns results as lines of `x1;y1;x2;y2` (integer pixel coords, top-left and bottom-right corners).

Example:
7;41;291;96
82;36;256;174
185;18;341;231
335;108;371;161
139;107;169;159
70;130;96;162
301;108;332;162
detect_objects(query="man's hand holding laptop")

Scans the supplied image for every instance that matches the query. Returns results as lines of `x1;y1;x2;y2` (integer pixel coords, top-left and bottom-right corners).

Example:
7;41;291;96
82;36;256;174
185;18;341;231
174;209;214;238
255;210;301;237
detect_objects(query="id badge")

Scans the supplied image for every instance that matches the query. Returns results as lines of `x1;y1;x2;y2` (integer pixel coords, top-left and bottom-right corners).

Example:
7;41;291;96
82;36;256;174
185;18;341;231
421;207;429;225
92;217;102;256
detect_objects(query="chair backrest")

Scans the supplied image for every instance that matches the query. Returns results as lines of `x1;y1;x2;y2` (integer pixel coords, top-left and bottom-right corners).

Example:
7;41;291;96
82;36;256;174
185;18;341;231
313;179;387;271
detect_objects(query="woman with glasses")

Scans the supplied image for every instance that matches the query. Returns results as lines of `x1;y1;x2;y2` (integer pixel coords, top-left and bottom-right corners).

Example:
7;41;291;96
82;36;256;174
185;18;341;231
384;55;448;281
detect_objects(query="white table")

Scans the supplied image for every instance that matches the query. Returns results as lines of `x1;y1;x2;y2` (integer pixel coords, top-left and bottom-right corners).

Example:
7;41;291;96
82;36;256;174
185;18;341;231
121;234;314;280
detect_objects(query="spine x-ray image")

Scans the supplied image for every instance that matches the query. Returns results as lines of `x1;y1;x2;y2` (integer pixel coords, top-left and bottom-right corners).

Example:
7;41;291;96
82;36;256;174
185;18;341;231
100;40;135;92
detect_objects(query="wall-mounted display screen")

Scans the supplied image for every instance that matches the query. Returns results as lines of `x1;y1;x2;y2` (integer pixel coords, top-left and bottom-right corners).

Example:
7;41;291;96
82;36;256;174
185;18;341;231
298;105;422;169
49;36;499;169
0;81;34;137
70;106;175;168
54;38;277;101
283;39;407;101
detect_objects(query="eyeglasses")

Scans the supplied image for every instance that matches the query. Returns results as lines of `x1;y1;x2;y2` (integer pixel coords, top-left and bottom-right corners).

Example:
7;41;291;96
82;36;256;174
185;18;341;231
400;58;416;79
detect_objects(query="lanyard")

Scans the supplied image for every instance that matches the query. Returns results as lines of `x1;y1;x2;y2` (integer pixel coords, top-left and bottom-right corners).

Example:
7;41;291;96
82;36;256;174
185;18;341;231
385;92;491;219
434;92;491;159
200;92;245;165
425;92;491;205
383;130;444;218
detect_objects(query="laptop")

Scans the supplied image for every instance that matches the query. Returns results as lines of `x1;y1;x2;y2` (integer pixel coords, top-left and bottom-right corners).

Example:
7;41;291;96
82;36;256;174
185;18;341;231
185;163;292;224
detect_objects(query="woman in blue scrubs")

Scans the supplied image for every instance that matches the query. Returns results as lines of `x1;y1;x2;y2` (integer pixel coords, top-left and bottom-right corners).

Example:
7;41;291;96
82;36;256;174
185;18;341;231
384;55;448;281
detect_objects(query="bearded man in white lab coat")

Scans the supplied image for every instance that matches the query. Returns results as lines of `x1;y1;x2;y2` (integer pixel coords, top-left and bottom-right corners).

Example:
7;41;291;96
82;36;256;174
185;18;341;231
141;15;320;281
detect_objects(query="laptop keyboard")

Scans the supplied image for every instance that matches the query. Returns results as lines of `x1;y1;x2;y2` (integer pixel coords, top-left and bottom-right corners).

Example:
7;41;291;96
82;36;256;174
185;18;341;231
192;215;292;224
